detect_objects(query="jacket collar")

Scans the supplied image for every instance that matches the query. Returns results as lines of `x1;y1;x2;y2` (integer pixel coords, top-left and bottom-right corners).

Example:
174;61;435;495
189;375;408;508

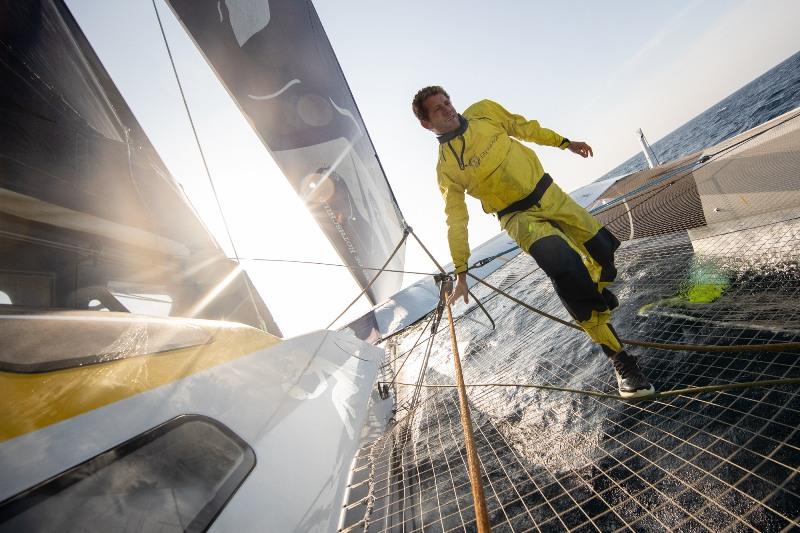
436;115;468;144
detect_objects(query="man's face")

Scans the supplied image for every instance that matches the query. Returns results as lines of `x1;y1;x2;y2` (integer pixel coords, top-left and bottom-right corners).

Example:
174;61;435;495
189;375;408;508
420;93;460;134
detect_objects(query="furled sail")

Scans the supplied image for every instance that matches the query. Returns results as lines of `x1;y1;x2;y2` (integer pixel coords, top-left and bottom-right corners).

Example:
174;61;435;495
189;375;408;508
166;0;407;304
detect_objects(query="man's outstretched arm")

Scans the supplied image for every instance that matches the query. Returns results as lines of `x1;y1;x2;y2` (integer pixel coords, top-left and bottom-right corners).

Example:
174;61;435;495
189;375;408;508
567;141;593;158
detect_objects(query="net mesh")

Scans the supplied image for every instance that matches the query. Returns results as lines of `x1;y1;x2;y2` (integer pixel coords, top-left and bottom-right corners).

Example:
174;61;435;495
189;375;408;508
341;109;800;532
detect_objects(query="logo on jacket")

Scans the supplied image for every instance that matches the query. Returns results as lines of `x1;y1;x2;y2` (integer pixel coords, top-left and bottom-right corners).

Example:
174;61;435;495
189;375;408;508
468;134;499;168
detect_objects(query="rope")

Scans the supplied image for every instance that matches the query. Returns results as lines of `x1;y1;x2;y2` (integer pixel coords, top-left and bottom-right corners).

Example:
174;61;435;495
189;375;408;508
151;0;268;331
469;274;581;330
399;231;491;531
467;287;496;331
326;229;409;329
393;377;800;403
623;338;800;353
468;273;800;354
374;245;542;346
442;279;491;533
409;228;496;330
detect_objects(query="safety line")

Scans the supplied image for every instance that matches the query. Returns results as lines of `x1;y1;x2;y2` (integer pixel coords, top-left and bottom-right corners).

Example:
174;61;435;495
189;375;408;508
326;229;409;329
392;377;800;403
239;256;435;276
405;298;444;414
374;250;537;346
240;241;519;279
469;274;579;329
409;229;496;330
468;273;800;354
466;246;521;269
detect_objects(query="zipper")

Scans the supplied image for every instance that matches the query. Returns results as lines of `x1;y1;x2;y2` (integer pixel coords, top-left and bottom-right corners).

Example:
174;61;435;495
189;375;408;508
447;135;466;170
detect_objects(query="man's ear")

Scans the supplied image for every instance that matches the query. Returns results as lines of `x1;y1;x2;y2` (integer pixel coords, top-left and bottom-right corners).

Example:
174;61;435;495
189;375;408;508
420;119;433;131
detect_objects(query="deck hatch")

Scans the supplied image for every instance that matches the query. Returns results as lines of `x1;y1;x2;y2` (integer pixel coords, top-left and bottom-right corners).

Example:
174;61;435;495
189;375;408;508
0;415;255;532
0;311;213;373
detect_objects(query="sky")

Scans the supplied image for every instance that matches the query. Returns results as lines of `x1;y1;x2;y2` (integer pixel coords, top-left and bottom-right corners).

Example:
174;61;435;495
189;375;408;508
67;0;800;337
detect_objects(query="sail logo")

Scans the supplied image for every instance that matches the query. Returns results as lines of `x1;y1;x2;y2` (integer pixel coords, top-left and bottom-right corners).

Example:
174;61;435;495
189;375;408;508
323;202;365;268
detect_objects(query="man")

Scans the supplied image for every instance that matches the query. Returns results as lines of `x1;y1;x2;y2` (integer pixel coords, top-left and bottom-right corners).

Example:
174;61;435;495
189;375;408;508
412;86;654;398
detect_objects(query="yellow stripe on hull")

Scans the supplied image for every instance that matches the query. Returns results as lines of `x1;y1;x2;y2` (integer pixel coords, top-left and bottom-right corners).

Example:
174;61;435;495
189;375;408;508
0;322;280;442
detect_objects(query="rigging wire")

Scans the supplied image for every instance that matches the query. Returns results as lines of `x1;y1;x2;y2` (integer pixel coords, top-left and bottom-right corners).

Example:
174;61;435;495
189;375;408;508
404;299;445;413
409;229;497;329
238;256;436;277
384;312;435;368
392;377;800;403
238;243;520;278
150;0;267;331
325;229;410;329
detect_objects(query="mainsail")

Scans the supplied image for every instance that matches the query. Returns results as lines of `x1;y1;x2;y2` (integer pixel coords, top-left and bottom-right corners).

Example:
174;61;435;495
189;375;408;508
166;0;407;304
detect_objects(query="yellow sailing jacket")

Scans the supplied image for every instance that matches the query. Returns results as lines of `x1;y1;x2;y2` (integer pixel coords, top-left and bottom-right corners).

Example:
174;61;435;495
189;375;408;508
436;99;570;273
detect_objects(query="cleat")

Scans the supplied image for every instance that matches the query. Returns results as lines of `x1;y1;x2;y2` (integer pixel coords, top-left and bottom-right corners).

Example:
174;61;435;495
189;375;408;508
602;288;619;311
610;350;655;398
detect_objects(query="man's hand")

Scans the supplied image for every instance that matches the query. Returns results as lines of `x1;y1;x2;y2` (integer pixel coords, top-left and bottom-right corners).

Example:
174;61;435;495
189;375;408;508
567;141;593;158
447;272;469;305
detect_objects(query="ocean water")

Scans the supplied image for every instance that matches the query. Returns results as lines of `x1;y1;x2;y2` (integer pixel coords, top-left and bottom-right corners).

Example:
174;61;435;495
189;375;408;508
600;50;800;181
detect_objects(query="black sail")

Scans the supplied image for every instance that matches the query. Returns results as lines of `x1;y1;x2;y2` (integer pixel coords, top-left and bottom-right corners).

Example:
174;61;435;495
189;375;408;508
166;0;406;304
